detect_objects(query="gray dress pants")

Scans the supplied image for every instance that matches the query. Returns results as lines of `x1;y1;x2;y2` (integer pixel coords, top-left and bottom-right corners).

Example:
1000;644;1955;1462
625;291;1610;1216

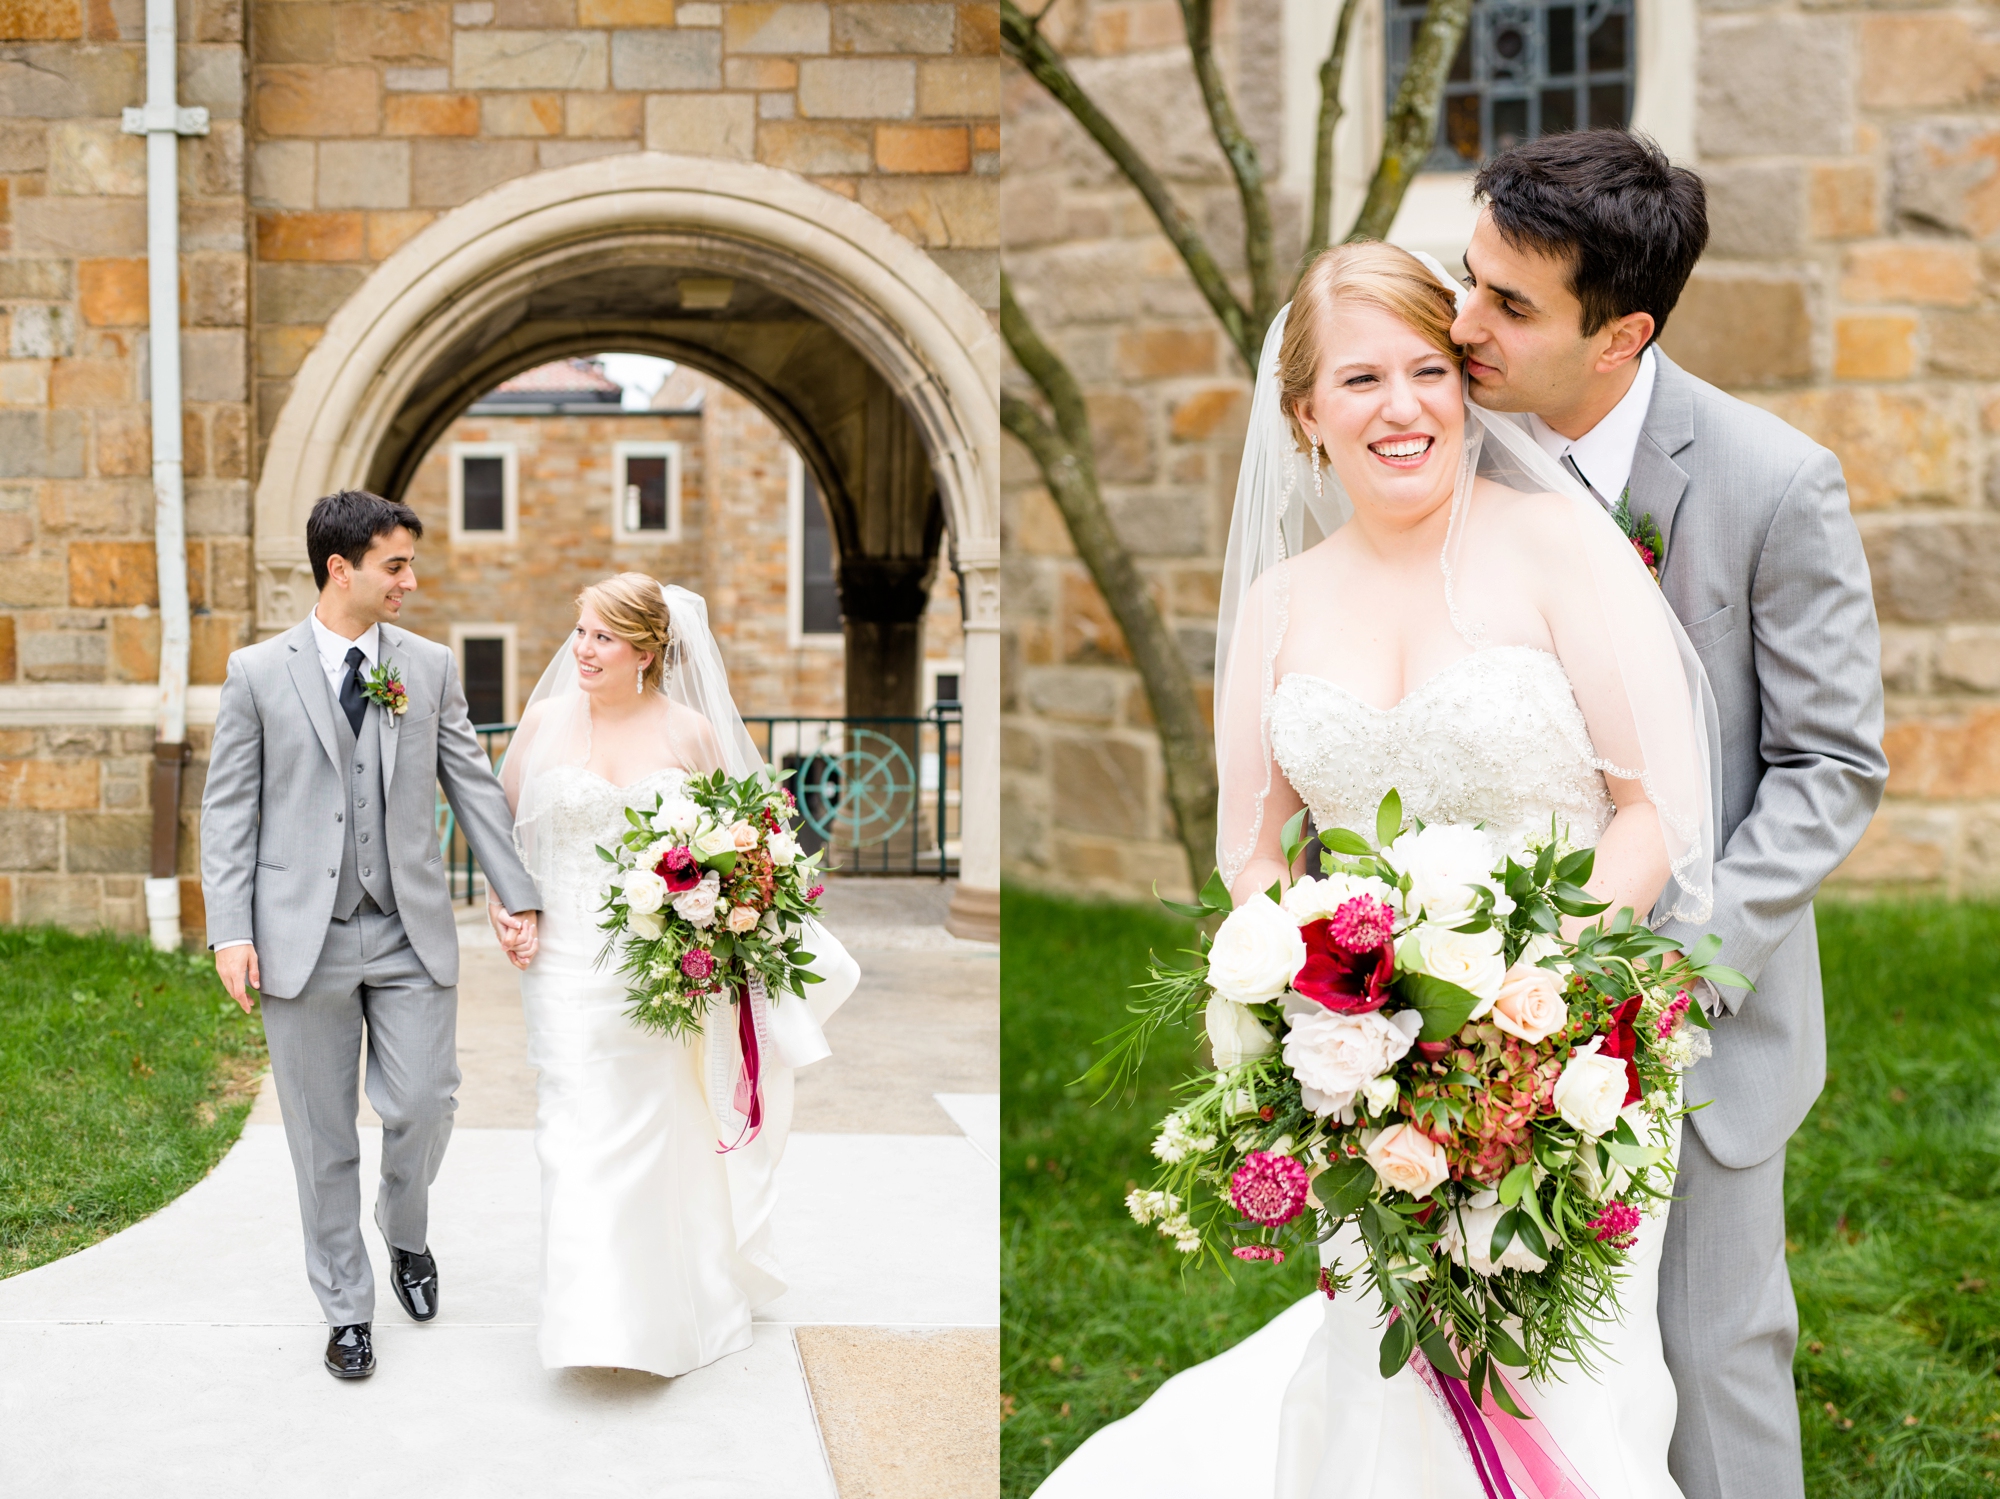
1659;1125;1805;1499
260;901;459;1327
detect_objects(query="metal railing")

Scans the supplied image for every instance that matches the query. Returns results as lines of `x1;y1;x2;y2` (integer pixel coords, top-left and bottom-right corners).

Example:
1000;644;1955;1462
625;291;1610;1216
436;707;961;903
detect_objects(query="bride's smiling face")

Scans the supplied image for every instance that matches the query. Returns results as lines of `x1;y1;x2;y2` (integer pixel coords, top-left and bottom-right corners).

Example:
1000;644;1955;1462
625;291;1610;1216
571;605;654;696
1297;301;1464;524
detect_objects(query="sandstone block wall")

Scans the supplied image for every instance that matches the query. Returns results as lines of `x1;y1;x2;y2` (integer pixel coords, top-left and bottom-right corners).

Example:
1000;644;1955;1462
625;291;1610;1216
1001;0;2000;902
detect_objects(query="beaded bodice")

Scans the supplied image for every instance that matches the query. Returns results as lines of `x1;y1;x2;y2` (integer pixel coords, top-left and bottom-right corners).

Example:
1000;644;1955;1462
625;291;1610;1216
529;764;688;917
1270;645;1615;858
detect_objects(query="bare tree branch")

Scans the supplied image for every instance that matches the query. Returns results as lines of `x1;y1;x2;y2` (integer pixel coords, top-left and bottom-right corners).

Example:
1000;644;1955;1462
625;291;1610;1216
1001;0;1260;370
1178;0;1278;333
1349;0;1474;242
1001;274;1220;885
1306;0;1365;258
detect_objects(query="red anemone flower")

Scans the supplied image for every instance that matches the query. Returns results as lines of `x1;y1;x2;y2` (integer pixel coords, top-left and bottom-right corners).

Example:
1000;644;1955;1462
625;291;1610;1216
1292;917;1395;1013
655;844;701;893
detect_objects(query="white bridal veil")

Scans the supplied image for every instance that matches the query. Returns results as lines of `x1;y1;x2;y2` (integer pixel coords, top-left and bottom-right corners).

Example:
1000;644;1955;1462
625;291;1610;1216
1213;251;1717;924
504;582;766;887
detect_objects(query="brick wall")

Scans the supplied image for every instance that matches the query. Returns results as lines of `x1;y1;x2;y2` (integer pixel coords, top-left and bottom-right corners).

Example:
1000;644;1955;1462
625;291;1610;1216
1001;0;2000;901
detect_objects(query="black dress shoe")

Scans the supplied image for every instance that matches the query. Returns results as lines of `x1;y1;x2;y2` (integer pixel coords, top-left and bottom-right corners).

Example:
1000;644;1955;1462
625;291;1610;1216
388;1244;439;1322
325;1323;375;1379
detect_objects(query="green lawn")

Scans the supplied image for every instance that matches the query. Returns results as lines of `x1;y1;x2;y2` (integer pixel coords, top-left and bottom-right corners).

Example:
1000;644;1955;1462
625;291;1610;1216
1002;889;2000;1498
0;927;267;1278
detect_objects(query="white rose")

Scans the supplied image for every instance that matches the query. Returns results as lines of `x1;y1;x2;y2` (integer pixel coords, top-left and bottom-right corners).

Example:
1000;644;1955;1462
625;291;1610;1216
1205;993;1277;1069
693;826;738;860
1281;872;1399;924
767;829;801;865
1518;932;1566;968
1441;1196;1549;1276
627;908;664;941
727;904;759;935
759;908;783;939
621;868;669;916
1389;824;1498;925
650;794;701;836
1412;924;1507;1016
1572;1104;1647;1198
1282;1009;1419;1116
1553;1039;1628;1137
672;869;722;928
1205;893;1308;1005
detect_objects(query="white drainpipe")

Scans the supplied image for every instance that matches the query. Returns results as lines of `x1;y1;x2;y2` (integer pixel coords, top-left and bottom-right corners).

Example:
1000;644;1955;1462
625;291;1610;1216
122;0;207;952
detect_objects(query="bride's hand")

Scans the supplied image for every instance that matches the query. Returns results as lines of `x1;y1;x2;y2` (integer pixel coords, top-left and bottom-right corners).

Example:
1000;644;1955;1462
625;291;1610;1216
488;897;536;969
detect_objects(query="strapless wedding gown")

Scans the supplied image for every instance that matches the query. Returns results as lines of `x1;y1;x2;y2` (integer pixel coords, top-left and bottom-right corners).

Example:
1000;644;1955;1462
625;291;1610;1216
1036;646;1685;1499
518;765;859;1378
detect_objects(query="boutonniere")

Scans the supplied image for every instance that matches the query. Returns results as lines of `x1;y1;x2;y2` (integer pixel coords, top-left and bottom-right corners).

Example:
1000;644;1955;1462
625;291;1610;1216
1612;486;1664;583
363;662;409;716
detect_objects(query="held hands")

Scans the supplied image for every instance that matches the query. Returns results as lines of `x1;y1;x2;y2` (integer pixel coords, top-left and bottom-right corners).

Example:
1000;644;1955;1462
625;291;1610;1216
488;897;540;969
215;945;260;1014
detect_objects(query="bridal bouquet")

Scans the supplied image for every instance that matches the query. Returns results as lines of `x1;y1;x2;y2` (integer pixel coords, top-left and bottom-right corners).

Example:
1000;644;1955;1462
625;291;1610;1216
1109;790;1743;1402
594;769;826;1038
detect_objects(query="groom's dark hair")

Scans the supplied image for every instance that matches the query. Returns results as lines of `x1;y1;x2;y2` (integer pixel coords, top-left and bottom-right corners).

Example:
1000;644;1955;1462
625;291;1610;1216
1473;129;1708;346
307;489;424;590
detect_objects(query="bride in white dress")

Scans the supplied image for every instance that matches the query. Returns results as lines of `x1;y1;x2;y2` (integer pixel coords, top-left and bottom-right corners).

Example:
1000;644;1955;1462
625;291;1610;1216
492;573;858;1378
1036;244;1717;1497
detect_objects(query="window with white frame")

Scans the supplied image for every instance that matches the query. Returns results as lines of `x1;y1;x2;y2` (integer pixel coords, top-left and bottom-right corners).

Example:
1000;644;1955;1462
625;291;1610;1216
450;623;517;726
787;449;843;646
613;441;682;542
449;443;517;543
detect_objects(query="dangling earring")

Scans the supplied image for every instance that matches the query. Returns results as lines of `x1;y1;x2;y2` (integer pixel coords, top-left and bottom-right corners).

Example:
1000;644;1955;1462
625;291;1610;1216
635;664;644;694
1310;434;1324;503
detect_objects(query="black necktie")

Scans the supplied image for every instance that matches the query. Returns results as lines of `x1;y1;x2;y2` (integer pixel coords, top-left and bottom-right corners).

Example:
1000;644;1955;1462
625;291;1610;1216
340;646;367;736
1562;452;1607;510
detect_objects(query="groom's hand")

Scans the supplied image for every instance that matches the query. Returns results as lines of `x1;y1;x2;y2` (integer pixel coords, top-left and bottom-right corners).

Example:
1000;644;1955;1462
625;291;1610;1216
216;945;260;1013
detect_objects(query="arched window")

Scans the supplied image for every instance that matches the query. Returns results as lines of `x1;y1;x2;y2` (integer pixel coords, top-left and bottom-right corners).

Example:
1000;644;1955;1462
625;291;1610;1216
1385;0;1637;169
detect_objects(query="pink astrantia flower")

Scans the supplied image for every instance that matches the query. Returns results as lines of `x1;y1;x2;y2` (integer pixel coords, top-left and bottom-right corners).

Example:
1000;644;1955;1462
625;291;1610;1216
1229;1151;1311;1227
680;948;716;980
1656;990;1691;1041
1325;894;1396;954
1233;1245;1285;1263
1589;1199;1642;1251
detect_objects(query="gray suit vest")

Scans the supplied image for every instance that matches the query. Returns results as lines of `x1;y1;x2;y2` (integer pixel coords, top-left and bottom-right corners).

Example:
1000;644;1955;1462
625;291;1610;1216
330;683;397;919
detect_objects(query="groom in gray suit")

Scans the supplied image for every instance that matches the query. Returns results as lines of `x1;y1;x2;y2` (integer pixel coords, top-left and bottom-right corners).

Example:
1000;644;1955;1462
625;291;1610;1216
202;490;540;1379
1452;131;1889;1499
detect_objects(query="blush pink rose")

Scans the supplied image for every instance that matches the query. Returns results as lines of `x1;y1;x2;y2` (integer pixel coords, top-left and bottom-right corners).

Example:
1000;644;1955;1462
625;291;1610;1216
1491;963;1568;1044
730;820;760;851
1364;1122;1450;1200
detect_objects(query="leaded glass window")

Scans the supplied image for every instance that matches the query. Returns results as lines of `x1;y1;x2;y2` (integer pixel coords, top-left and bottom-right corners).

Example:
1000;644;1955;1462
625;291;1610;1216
1385;0;1635;172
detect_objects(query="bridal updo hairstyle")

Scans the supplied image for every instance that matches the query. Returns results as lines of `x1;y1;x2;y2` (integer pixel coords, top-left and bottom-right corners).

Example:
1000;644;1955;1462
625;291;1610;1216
1276;241;1463;454
577;573;673;693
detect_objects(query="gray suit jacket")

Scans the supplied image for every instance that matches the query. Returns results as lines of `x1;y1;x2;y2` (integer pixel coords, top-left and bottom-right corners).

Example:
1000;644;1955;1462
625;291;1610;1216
200;617;540;1000
1639;353;1888;1169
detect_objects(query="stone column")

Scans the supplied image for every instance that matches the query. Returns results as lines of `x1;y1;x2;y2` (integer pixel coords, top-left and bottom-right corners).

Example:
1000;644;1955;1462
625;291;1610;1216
947;556;1000;942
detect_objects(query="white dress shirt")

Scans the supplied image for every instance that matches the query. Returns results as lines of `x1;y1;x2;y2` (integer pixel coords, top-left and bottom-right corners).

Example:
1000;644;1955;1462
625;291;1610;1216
310;608;380;695
1527;346;1657;511
215;612;380;955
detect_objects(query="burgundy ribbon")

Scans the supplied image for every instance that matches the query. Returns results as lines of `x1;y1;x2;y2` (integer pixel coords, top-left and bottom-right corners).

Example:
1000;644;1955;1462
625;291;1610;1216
715;982;765;1154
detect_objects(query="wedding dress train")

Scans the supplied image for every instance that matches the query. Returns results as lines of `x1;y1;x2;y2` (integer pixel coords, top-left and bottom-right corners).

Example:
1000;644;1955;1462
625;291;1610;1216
1036;646;1685;1499
519;763;859;1378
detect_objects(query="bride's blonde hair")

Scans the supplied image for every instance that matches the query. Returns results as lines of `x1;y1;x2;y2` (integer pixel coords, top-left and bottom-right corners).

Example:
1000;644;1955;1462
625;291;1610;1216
1277;241;1463;453
577;572;673;692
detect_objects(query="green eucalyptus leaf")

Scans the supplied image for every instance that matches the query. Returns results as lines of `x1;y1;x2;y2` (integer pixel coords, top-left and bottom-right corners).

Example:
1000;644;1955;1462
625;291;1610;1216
1486;1323;1531;1369
1312;1156;1376;1217
1391;972;1482;1042
1556;848;1596;882
1200;867;1233;912
1417;1322;1467;1381
1534;843;1556;884
1498;1162;1534;1207
1489;1370;1531;1418
1281;808;1310;870
1514;1212;1550;1262
1155;882;1212;920
1488;1207;1518;1261
1378;1314;1417;1379
1376;789;1403;849
1323;827;1374;857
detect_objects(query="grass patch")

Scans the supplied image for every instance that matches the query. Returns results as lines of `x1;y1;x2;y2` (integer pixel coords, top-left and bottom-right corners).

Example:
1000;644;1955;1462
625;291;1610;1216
1002;890;2000;1498
0;926;267;1279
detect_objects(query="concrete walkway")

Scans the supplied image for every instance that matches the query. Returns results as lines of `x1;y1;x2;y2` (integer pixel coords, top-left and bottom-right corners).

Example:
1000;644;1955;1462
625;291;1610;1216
0;878;997;1498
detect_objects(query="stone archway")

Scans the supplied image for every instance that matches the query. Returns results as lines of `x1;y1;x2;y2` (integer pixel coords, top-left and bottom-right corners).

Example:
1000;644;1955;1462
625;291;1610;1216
253;152;1000;932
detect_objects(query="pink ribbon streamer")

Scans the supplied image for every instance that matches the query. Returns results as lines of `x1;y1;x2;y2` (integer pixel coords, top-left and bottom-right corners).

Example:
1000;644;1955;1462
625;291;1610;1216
1396;1314;1600;1499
